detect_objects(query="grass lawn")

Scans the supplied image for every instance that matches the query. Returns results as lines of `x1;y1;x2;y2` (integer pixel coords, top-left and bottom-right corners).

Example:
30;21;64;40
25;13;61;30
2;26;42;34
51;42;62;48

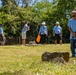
0;44;76;75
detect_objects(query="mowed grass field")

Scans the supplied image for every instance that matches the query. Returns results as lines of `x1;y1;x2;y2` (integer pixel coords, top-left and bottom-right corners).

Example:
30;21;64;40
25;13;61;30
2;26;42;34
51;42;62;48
0;44;76;75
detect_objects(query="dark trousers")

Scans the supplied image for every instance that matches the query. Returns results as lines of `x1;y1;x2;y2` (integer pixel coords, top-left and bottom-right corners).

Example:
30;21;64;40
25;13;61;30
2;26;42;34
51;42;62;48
0;34;6;43
70;39;76;57
40;34;47;44
0;34;3;41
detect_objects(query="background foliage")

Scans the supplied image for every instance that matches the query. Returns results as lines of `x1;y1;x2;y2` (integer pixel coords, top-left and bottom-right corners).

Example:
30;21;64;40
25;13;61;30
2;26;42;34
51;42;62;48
0;0;76;44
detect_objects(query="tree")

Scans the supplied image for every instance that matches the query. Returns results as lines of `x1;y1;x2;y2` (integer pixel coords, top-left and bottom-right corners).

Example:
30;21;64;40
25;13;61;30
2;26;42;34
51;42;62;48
0;0;76;44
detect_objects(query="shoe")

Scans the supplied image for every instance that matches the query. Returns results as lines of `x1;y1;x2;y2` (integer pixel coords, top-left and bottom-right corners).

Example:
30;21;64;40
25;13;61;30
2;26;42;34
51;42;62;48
69;56;75;58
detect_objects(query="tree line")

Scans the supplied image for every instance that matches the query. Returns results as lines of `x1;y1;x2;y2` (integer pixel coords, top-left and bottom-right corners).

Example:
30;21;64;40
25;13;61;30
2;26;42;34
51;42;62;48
0;0;76;43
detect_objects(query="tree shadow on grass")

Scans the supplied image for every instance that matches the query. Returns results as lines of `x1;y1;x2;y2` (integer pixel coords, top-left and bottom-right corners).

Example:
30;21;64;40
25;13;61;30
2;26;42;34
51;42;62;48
0;70;26;75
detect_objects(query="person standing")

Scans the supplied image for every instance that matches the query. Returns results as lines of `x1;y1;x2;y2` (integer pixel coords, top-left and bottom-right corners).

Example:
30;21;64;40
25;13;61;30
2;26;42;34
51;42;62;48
22;21;29;45
53;22;62;45
0;24;5;46
68;10;76;57
39;22;48;44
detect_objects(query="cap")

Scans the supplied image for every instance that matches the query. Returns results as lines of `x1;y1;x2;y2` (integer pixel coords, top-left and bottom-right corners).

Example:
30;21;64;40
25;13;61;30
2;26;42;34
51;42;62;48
42;22;45;25
0;24;2;27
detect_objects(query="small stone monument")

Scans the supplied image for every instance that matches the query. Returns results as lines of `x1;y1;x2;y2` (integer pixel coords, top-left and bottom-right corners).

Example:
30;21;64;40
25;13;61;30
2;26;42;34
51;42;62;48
42;52;69;63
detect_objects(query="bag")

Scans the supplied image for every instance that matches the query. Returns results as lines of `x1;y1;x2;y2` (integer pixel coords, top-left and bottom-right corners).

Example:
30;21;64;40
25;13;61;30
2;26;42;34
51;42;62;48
36;34;41;43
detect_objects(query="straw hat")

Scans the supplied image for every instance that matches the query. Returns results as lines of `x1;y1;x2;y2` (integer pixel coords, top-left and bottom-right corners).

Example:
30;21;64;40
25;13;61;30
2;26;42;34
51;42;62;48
56;22;59;25
71;10;76;14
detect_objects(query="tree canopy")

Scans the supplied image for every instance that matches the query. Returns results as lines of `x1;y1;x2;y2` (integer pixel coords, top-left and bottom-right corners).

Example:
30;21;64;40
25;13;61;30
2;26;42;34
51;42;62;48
0;0;76;43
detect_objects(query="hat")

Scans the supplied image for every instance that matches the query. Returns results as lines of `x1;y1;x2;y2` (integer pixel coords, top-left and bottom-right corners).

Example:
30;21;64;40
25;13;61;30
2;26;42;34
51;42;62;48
0;24;2;27
72;10;76;14
42;22;45;25
56;22;59;25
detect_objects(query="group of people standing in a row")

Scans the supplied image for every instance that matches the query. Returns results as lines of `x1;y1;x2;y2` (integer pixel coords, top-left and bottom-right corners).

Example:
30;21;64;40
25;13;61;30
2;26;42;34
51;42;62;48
0;10;76;57
22;21;62;45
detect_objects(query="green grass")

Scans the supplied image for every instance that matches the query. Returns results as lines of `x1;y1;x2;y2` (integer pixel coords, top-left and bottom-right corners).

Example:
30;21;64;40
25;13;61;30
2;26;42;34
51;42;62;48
0;44;76;75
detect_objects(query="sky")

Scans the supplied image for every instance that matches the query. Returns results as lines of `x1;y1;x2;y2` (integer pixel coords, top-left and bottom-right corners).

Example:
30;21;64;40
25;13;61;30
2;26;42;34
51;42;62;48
0;0;53;7
33;0;53;3
31;0;53;6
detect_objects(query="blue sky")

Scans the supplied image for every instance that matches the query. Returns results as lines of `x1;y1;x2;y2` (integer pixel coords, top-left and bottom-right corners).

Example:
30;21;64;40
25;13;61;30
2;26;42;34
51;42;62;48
0;0;53;6
33;0;53;2
31;0;53;6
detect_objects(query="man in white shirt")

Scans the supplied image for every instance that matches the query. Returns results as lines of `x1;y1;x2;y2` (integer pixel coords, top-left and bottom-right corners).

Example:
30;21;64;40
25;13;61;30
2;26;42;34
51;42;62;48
22;21;29;45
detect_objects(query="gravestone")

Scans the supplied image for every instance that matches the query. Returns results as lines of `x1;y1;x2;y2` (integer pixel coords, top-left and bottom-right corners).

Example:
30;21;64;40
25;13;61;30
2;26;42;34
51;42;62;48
42;52;69;62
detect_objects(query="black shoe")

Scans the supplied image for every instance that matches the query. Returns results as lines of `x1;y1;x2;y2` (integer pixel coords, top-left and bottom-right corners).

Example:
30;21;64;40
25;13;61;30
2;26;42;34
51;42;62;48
69;56;75;58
